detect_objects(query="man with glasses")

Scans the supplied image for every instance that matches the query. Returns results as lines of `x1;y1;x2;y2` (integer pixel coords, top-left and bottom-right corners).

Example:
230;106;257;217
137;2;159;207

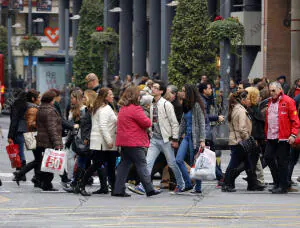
129;81;185;194
265;81;299;194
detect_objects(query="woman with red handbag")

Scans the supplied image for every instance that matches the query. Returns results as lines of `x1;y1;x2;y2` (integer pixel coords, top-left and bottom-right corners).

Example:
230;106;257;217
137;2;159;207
8;89;28;181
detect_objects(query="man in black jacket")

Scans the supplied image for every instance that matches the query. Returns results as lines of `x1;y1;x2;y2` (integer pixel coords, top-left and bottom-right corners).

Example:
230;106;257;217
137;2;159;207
199;83;225;184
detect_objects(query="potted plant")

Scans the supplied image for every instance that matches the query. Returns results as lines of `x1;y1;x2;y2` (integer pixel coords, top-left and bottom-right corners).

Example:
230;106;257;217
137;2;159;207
19;35;42;55
208;16;244;48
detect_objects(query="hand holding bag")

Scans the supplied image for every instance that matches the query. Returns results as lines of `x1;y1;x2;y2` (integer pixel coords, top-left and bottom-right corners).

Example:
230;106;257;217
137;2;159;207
23;132;37;150
190;147;216;181
72;136;90;156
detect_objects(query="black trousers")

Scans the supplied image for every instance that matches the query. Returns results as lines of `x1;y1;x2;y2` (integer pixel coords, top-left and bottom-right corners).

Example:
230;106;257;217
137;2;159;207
17;149;40;178
114;147;154;195
36;147;54;190
265;140;290;190
288;147;300;186
81;150;117;190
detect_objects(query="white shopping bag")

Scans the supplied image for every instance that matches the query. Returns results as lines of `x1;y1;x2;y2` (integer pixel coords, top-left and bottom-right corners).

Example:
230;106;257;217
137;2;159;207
41;148;67;175
190;148;216;181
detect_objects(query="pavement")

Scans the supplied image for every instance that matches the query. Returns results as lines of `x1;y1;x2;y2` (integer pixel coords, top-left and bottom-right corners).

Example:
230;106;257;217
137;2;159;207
0;115;300;228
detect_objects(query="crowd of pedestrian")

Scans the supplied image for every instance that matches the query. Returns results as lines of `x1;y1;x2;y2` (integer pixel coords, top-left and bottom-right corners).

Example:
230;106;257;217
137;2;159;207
2;72;300;197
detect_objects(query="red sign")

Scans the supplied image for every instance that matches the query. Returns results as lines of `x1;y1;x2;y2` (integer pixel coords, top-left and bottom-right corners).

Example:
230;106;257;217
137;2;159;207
44;27;59;43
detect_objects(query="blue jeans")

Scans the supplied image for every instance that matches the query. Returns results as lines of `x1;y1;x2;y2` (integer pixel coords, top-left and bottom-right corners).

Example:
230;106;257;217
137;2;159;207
146;137;185;189
15;133;25;162
77;155;88;169
176;135;202;191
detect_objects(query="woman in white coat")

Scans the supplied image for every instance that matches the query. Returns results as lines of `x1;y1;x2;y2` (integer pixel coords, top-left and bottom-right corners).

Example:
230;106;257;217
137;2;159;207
79;88;118;196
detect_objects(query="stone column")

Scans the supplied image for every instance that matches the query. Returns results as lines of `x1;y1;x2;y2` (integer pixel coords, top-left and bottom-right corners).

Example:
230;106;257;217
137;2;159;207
291;0;300;83
149;0;161;78
119;0;133;79
133;0;147;76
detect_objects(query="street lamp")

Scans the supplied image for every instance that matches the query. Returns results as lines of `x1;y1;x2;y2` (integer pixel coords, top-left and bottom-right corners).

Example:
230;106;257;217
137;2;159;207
109;7;122;13
12;23;22;28
166;1;179;7
70;15;80;20
33;18;44;23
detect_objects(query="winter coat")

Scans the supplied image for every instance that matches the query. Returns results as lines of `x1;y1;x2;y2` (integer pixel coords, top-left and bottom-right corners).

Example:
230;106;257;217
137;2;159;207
201;94;218;141
36;103;63;149
90;105;117;151
247;105;265;140
149;97;179;143
229;103;252;145
25;102;39;132
54;101;74;136
116;104;152;147
80;108;92;142
8;98;27;140
265;94;299;140
179;102;206;149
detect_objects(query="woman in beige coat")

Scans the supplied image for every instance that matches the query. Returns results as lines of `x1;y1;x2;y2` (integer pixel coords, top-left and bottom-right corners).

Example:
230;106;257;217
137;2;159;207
222;90;252;192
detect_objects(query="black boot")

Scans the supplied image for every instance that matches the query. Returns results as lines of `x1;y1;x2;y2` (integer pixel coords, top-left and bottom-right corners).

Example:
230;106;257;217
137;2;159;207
72;168;85;194
246;169;265;191
19;161;27;182
79;183;91;196
13;171;23;186
93;167;109;194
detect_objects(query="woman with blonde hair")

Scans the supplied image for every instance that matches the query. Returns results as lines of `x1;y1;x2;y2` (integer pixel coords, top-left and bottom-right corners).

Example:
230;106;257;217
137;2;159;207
79;88;118;196
245;87;266;191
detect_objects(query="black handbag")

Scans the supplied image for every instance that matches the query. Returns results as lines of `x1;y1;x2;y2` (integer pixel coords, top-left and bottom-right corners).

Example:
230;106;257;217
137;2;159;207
231;122;258;154
72;136;90;156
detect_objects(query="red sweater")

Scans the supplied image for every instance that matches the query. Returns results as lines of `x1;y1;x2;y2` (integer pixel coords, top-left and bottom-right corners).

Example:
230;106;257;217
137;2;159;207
116;104;152;147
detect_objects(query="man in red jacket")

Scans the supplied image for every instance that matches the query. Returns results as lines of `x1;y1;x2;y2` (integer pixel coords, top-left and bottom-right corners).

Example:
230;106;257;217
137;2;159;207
265;81;300;194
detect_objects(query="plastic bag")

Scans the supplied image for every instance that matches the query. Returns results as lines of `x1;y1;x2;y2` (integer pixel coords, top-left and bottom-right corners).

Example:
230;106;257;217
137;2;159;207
6;144;21;168
190;148;216;181
41;148;67;175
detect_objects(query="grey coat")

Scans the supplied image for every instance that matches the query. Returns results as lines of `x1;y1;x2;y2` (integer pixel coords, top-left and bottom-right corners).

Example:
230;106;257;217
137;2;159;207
179;102;206;149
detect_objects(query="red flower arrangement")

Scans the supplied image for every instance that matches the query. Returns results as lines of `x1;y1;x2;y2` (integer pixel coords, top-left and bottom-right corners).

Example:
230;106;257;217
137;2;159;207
214;16;224;21
95;26;103;32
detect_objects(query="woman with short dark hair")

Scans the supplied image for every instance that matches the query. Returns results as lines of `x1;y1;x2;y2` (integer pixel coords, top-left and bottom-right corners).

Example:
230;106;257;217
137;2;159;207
36;90;63;191
112;87;160;197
